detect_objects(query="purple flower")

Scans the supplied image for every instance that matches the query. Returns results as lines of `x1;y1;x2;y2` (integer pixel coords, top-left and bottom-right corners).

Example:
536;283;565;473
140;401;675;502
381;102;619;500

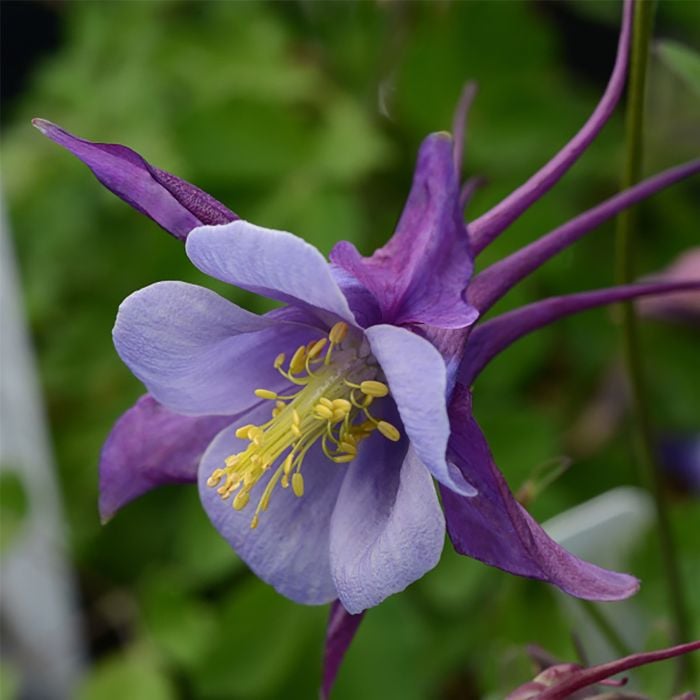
34;0;700;694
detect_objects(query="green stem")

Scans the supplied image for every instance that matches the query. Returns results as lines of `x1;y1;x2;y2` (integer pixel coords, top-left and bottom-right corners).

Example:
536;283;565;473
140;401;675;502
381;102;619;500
614;0;694;688
579;600;632;659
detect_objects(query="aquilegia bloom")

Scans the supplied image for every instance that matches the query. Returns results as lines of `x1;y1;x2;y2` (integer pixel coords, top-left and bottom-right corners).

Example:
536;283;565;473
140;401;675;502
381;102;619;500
35;0;700;693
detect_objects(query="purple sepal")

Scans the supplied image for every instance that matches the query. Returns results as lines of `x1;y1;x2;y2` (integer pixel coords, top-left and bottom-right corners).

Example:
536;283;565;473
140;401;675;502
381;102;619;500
99;394;231;522
460;280;700;386
321;601;365;700
330;133;478;329
32;119;236;240
468;160;700;313
441;386;639;601
469;0;633;253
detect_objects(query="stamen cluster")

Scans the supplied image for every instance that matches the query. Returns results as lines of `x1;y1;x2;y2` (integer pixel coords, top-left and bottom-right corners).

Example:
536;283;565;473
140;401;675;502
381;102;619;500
206;322;401;528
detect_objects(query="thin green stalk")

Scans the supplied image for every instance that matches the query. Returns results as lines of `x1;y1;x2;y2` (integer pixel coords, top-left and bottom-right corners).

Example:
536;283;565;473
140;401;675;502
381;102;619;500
614;0;694;688
579;600;632;660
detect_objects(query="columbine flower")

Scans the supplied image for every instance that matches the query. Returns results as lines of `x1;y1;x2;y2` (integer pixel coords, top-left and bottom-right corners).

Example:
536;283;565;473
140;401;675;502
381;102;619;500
34;0;700;694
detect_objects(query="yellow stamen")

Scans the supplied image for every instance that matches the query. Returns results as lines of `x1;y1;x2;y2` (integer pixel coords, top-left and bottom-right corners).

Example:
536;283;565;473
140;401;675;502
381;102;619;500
233;490;250;510
307;338;328;359
289;346;307;374
329;322;348;344
377;421;401;442
313;404;334;420
208;321;400;528
361;380;389;397
254;388;278;400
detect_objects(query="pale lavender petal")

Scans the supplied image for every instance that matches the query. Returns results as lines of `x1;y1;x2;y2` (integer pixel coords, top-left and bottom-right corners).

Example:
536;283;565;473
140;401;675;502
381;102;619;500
330;438;444;613
330;133;478;329
99;394;232;521
468;160;700;313
460;280;700;386
198;405;345;605
366;324;476;496
469;0;633;253
321;602;365;700
186;221;356;324
32;119;235;240
441;386;639;600
113;281;319;415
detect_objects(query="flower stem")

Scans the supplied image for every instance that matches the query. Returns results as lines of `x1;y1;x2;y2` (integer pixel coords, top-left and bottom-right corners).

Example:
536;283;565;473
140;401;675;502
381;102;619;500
614;0;694;688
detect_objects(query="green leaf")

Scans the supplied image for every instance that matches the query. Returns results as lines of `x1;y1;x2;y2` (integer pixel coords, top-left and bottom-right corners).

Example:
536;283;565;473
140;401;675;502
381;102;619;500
0;470;29;553
77;650;175;700
141;570;216;670
657;40;700;96
193;579;322;698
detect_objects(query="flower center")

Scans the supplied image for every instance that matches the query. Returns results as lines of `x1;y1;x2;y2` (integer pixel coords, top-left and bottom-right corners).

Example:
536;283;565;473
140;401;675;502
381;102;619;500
206;322;400;529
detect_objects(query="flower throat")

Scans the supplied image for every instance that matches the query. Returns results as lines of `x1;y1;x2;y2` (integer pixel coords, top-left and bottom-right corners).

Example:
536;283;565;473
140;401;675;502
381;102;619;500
206;322;400;529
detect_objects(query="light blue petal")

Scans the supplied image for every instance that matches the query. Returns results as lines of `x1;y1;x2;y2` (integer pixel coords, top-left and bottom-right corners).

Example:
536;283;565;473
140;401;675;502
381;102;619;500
198;403;345;604
186;221;356;324
330;442;445;614
366;324;476;496
113;281;318;415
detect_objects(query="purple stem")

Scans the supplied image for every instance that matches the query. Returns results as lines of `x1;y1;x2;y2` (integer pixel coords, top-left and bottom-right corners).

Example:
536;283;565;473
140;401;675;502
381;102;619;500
467;159;700;313
321;601;365;699
469;0;633;254
536;640;700;700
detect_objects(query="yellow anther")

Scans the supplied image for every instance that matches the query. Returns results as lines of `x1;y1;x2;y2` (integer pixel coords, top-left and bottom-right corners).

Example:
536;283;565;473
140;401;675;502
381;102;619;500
251;514;259;529
314;404;334;420
292;409;300;425
289;346;307;374
274;353;286;369
319;397;334;408
244;466;263;485
333;454;355;463
291;424;301;437
329;322;348;344
307;338;328;359
206;469;225;488
332;409;347;423
360;380;389;397
332;398;352;412
338;441;357;454
283;454;294;475
292;473;305;497
377;421;401;442
235;424;255;439
276;400;286;411
233;490;250;511
254;388;278;400
281;475;289;488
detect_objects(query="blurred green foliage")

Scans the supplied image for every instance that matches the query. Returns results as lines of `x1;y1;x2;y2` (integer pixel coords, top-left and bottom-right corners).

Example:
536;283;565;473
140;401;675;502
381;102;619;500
2;1;699;698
